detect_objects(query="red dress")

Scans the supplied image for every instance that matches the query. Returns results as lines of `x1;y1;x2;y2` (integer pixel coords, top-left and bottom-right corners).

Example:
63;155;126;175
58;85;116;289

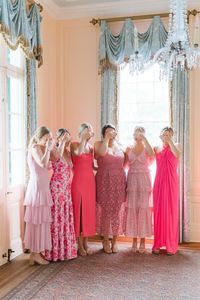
71;151;96;237
153;146;179;254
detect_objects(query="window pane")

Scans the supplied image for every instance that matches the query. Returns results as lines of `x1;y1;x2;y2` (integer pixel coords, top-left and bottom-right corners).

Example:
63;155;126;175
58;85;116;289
7;76;23;114
119;64;170;147
9;151;25;186
8;114;23;149
7;47;23;68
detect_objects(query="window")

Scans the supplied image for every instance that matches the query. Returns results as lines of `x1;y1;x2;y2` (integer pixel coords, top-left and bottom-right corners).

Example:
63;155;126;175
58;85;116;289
119;64;170;147
0;36;25;187
119;64;170;180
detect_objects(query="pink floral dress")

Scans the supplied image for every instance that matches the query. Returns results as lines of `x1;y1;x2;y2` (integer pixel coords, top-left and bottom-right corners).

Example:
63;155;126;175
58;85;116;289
96;149;126;236
45;157;77;261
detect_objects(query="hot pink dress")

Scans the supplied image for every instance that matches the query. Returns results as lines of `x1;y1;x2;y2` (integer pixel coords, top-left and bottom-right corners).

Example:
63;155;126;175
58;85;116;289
96;149;126;236
153;146;179;254
24;144;53;253
45;157;77;261
71;151;96;237
125;149;152;237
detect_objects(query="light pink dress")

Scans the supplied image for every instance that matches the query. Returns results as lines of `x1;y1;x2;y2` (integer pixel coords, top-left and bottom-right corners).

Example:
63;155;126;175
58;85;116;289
45;157;77;261
96;149;126;236
153;146;179;254
24;144;53;253
125;149;152;237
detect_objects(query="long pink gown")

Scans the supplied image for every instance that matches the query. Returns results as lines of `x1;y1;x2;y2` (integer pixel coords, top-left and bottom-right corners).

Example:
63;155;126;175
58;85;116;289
45;157;77;261
125;149;152;237
153;146;179;254
96;149;126;236
71;151;96;237
24;144;53;253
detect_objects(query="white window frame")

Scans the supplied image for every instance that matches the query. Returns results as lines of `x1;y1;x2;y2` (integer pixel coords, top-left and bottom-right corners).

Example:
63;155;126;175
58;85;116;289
0;37;25;189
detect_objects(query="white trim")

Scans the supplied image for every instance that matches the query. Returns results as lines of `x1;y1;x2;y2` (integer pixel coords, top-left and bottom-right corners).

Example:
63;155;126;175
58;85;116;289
41;0;200;20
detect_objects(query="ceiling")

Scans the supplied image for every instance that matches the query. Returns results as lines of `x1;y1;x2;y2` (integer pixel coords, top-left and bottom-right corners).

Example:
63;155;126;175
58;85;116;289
40;0;200;20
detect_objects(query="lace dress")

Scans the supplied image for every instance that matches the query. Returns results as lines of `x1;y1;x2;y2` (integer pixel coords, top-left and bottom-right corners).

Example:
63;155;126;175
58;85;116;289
125;149;152;237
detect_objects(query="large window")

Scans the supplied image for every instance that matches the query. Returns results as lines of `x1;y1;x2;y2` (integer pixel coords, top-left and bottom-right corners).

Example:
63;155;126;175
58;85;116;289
119;64;170;148
0;37;25;188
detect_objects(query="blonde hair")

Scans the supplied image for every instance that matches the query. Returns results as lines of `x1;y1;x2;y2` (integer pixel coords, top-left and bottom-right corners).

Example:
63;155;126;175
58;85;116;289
28;126;50;148
134;126;145;134
78;123;91;136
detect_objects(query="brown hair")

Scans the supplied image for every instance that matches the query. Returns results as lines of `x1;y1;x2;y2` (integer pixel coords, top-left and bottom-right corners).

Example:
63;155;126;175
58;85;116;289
101;124;116;137
56;128;70;139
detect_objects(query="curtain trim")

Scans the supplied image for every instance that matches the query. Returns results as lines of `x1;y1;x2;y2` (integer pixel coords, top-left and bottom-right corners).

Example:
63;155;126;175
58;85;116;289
0;22;43;66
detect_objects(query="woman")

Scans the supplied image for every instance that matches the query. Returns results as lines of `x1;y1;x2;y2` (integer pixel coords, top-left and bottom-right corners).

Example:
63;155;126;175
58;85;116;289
71;123;96;256
152;127;180;255
24;126;54;265
94;124;126;254
125;127;154;253
45;128;77;261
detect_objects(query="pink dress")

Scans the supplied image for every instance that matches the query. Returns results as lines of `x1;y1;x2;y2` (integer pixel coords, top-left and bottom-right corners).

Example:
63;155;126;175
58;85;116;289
125;149;152;237
96;150;126;236
45;157;77;261
153;146;179;254
24;145;53;253
71;151;96;237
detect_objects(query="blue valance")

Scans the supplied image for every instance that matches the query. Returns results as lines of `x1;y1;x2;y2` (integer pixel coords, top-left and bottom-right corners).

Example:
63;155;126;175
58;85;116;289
0;0;43;66
99;16;168;73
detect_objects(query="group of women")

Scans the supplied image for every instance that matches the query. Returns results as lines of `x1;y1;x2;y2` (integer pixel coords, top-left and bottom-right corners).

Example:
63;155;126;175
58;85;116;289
24;123;180;265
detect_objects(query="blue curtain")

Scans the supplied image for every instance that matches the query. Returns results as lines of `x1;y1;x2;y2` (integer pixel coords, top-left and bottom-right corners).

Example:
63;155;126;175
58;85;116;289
171;68;190;242
99;17;168;75
0;0;43;140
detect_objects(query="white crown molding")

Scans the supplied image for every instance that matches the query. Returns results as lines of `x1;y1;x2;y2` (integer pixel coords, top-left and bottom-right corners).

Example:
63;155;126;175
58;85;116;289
40;0;200;20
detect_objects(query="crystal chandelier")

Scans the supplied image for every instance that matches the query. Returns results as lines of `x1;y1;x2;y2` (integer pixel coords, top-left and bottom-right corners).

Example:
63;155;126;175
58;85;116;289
129;27;145;75
153;0;200;80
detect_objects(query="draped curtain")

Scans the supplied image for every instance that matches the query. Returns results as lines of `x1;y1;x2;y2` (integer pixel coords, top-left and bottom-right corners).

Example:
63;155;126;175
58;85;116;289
0;0;43;143
99;17;190;242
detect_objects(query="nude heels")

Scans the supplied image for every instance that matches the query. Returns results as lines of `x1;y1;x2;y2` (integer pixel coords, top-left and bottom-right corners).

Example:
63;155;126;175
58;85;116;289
29;253;49;265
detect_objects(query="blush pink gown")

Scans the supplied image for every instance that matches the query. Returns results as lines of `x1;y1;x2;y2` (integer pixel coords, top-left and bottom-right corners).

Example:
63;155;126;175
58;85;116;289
45;157;77;261
24;144;53;253
71;151;96;237
125;149;152;237
153;146;179;254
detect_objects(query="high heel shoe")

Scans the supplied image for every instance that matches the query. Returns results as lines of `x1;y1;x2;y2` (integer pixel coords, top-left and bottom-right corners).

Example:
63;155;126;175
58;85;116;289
111;239;118;253
83;238;93;255
138;244;146;254
29;253;49;265
152;249;160;255
103;239;112;254
78;237;87;256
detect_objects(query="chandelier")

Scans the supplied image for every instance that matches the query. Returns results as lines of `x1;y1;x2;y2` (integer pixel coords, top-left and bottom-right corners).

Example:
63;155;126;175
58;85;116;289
129;0;200;80
154;0;200;80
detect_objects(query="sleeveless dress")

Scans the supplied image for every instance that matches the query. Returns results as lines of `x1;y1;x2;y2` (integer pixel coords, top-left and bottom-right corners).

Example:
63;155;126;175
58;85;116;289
24;144;53;253
45;157;77;261
153;146;179;254
125;149;152;237
71;151;96;237
96;149;126;236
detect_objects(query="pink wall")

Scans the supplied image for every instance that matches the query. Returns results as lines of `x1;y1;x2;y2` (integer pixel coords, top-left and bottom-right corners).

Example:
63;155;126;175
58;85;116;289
37;11;59;133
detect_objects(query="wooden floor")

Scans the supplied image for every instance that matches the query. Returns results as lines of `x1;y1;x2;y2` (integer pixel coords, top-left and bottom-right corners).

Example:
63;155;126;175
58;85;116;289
0;241;200;299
